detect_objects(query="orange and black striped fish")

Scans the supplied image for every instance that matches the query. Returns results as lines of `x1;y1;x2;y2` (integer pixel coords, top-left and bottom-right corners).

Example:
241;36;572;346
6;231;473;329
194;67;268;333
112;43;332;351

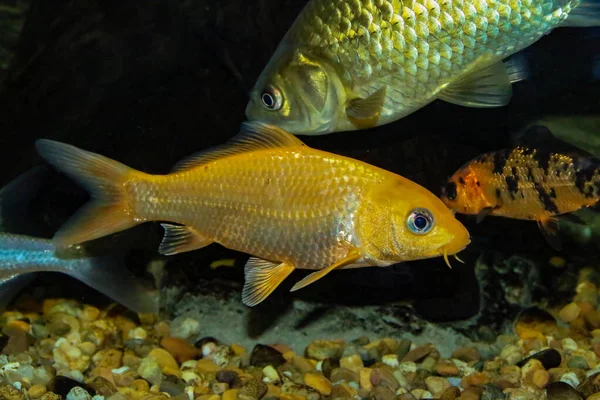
440;126;600;250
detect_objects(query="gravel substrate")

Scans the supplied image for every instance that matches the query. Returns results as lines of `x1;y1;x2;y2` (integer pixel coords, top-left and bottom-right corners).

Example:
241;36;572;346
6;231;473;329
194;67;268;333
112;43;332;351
1;266;600;399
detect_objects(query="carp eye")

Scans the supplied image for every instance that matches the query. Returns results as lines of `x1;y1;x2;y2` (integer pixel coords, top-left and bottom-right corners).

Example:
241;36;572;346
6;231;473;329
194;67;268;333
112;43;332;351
261;85;283;111
407;208;434;235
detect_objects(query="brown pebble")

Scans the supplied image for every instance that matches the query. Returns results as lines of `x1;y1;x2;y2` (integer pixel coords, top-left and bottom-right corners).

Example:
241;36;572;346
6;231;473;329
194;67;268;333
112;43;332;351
304;372;332;395
305;339;344;361
292;356;315;372
435;360;460;376
330;367;359;384
238;378;267;400
457;386;481;400
370;367;399;391
402;344;432;363
88;376;118;396
452;347;480;362
461;372;490;388
40;394;61;400
369;386;395;400
160;336;199;363
439;386;461;400
0;384;25;400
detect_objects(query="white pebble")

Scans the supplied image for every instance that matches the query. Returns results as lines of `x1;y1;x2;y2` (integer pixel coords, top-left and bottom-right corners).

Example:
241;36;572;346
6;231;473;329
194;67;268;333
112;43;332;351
397;361;417;374
587;366;600;377
316;361;323;371
1;362;20;372
349;381;360;389
68;370;84;382
91;396;105;400
11;382;22;390
560;372;580;388
128;327;147;340
262;365;280;383
170;317;201;339
66;386;92;400
396;387;408;395
202;342;217;357
111;366;130;375
562;338;578;351
382;354;399;367
181;360;197;370
182;371;200;384
185;386;194;400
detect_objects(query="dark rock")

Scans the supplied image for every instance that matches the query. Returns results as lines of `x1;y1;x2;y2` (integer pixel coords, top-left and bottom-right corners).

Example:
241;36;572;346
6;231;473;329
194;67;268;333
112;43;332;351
250;344;286;368
481;384;506;400
321;358;339;379
216;370;241;387
546;382;583;400
352;336;370;346
51;376;96;397
517;348;562;370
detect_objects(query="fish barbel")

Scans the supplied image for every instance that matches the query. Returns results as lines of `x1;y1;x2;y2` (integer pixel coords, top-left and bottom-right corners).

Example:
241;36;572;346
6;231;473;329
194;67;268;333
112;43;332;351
246;0;600;135
35;122;470;306
441;126;600;250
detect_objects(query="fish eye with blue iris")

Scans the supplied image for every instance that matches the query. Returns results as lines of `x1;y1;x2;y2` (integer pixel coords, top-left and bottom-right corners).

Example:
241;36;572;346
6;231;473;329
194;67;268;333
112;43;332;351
0;0;599;396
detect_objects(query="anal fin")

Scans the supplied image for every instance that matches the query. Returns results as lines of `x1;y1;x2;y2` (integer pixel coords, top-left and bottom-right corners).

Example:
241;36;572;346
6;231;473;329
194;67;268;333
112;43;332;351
242;257;295;307
538;216;562;251
159;223;213;256
438;61;513;108
290;250;361;292
346;87;387;129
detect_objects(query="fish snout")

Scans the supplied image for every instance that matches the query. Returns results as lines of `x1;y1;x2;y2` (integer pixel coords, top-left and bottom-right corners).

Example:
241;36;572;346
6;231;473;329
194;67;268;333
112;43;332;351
444;222;471;256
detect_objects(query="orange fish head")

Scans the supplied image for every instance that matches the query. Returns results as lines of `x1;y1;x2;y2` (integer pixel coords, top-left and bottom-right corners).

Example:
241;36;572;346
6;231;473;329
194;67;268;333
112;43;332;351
440;167;493;215
378;185;471;264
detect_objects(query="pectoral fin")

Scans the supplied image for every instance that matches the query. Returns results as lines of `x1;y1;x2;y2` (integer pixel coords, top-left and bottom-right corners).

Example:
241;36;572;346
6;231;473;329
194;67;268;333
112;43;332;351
346;87;387;129
290;250;361;292
476;207;494;223
242;258;295;307
538;216;562;251
159;223;213;256
438;61;512;108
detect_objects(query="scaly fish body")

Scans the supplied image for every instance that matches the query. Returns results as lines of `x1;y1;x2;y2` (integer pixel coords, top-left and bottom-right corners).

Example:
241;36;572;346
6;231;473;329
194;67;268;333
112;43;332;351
246;0;599;135
36;122;470;306
441;126;600;249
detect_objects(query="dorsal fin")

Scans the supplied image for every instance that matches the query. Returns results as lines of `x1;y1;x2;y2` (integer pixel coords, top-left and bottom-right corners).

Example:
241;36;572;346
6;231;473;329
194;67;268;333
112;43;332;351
171;121;306;173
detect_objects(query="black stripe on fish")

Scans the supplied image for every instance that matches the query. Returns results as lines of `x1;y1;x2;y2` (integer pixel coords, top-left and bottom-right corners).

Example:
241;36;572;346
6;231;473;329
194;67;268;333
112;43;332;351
534;183;559;213
527;167;535;183
550;188;557;199
532;149;551;173
493;152;508;174
505;175;519;199
495;188;502;200
521;146;535;156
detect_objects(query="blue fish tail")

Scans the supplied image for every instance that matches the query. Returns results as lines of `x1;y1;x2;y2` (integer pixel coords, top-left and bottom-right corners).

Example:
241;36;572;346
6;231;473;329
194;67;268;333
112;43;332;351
35;140;139;247
561;0;600;27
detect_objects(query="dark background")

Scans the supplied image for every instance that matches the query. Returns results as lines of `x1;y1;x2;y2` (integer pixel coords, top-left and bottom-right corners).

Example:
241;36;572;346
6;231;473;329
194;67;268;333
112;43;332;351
0;0;598;327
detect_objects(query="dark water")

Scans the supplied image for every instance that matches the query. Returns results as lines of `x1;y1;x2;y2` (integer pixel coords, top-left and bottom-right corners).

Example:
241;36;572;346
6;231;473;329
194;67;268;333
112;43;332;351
0;0;599;325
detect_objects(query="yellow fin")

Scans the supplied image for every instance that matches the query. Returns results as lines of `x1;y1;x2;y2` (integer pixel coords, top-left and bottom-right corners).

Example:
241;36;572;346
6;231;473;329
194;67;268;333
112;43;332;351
242;258;295;307
158;223;213;256
538;216;562;251
346;87;387;129
290;250;361;292
171;121;306;172
35;139;137;247
438;61;512;108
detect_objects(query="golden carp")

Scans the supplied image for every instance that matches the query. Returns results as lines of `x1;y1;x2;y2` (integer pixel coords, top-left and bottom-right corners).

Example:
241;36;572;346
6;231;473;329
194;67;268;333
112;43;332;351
441;126;600;250
246;0;600;135
35;122;470;306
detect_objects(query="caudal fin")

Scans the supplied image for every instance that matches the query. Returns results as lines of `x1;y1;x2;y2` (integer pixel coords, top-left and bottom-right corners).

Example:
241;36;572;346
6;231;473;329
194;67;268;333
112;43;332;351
561;0;600;27
35;140;138;247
